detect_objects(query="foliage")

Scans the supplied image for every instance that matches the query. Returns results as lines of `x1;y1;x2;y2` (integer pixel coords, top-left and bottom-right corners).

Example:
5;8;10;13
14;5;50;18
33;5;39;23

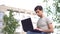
53;0;60;29
3;10;19;34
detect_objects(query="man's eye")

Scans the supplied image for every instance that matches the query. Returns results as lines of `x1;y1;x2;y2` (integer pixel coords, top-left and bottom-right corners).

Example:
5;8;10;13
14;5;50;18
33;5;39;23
36;12;39;13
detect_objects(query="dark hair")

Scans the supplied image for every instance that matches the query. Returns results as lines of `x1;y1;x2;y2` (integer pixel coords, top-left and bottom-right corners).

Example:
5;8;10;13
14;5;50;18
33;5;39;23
34;5;43;11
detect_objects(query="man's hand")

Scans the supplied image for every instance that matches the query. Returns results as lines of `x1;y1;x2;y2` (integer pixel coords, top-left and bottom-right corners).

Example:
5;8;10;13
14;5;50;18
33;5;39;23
35;28;43;31
35;28;40;30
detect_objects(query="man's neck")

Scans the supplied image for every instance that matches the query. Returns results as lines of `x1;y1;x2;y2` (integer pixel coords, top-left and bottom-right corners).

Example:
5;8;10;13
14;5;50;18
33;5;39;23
40;14;44;18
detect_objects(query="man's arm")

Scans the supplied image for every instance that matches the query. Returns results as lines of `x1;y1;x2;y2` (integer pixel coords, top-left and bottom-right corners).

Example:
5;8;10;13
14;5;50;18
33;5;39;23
39;23;54;33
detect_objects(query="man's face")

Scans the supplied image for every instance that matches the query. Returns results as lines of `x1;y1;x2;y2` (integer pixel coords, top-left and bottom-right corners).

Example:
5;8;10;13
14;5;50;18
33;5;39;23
35;9;43;17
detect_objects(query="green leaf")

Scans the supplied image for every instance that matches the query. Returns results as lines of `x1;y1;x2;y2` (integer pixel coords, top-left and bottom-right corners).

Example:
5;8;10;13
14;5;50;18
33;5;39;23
3;9;19;34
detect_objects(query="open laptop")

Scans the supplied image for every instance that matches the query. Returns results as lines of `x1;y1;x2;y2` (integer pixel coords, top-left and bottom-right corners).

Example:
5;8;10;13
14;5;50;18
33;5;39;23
21;18;42;33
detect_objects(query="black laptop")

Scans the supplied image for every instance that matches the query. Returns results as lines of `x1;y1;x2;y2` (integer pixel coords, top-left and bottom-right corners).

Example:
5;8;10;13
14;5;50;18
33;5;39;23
21;18;42;33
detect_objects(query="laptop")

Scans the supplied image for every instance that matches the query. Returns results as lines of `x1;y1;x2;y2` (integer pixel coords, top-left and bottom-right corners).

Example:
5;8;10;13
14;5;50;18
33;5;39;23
21;18;42;33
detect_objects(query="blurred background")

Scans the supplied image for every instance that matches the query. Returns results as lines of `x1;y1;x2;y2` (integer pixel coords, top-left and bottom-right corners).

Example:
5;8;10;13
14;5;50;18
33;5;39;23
0;0;60;34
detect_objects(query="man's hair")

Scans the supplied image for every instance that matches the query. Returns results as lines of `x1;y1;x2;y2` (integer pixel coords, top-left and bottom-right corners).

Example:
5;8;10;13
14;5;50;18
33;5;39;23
34;5;43;11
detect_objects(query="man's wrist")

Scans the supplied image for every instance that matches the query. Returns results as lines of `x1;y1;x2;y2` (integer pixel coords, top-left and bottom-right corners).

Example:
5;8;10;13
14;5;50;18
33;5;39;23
39;29;43;31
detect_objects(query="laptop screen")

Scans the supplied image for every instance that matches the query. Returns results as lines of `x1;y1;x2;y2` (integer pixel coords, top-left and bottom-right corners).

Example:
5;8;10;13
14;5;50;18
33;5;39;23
21;18;33;32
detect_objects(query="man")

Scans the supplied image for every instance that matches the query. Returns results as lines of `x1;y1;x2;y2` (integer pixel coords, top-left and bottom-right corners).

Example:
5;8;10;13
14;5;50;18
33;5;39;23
27;5;54;34
35;5;53;34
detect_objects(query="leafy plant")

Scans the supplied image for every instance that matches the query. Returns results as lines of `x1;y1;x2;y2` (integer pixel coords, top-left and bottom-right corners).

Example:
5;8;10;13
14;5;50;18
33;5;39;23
3;9;19;34
53;0;60;29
